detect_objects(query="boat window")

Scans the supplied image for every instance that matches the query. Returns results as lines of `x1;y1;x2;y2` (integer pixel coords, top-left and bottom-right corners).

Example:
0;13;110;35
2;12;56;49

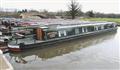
75;28;79;34
87;26;94;32
66;28;75;36
12;28;19;31
1;31;12;36
59;31;64;37
83;27;88;32
95;26;102;30
104;24;109;29
79;27;82;33
107;24;115;28
46;31;59;39
98;26;101;30
9;37;35;45
109;24;114;28
104;24;114;29
8;39;17;45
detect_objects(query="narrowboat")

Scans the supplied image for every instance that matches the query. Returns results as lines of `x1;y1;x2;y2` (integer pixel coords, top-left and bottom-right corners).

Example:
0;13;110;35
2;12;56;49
7;20;117;52
0;25;12;43
0;18;19;43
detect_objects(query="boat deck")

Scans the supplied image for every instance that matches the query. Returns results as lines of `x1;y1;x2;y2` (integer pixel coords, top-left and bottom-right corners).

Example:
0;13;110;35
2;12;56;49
0;50;13;70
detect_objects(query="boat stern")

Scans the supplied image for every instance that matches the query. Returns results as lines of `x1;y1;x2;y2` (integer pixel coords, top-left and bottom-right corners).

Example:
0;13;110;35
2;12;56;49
8;44;21;52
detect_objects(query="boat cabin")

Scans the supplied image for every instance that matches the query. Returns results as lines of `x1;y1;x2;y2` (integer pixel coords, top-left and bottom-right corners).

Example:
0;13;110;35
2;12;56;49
8;21;117;46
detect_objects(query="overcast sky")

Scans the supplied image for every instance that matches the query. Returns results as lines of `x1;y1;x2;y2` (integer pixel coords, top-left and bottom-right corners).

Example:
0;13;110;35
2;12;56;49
0;0;119;14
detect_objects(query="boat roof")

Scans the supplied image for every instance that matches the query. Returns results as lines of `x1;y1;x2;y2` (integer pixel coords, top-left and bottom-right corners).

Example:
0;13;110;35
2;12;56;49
35;19;116;30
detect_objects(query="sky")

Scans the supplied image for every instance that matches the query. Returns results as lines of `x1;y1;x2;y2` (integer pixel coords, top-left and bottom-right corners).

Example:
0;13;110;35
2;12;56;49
0;0;119;14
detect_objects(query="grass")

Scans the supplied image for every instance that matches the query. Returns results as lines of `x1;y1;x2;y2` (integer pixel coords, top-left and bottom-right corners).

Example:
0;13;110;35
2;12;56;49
80;18;120;24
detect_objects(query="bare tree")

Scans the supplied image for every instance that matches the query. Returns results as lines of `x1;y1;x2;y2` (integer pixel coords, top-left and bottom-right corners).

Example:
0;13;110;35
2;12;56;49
68;0;81;19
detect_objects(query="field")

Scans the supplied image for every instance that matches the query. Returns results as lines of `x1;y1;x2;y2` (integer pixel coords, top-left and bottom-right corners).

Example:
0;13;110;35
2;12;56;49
80;18;120;24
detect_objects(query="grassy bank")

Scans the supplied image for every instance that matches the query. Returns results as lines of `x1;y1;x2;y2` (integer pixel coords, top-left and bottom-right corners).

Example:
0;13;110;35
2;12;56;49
80;18;120;24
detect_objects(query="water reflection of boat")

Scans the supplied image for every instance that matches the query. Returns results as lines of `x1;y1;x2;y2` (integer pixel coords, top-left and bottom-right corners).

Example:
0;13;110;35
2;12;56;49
8;31;117;64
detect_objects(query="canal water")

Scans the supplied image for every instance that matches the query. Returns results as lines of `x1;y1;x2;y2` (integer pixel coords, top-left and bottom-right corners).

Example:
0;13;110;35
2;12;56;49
4;27;120;70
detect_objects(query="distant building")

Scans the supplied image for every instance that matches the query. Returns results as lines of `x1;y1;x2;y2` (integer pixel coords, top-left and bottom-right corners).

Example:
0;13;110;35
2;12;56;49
20;12;47;19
